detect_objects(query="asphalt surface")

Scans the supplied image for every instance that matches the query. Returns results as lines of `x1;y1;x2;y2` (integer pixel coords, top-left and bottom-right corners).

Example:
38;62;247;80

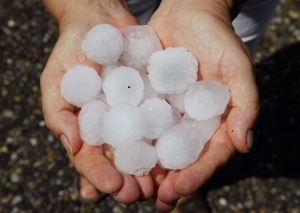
1;0;300;212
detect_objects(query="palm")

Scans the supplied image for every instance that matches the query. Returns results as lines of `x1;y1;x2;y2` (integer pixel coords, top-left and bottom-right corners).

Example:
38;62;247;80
148;6;259;212
41;11;158;203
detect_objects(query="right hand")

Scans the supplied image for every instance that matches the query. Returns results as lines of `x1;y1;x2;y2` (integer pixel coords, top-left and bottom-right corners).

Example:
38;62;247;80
41;0;162;204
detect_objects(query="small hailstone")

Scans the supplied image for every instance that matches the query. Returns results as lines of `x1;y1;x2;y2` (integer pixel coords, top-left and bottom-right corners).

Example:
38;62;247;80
184;80;230;120
140;137;153;145
120;25;162;74
166;90;188;113
141;74;158;102
181;114;221;144
60;65;102;107
139;98;173;139
114;141;158;176
103;66;144;107
98;103;146;149
171;107;182;125
156;123;204;170
82;24;123;65
147;47;198;94
78;100;110;146
101;61;123;82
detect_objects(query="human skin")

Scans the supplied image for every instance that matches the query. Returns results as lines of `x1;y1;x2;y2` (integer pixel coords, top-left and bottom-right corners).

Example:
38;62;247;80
40;0;259;212
148;0;259;211
41;0;158;204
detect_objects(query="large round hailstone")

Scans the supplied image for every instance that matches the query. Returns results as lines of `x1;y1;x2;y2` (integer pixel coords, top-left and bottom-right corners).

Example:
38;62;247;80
139;98;173;139
98;103;146;149
103;66;144;107
156;123;204;170
114;141;158;176
60;65;102;107
184;80;230;121
166;90;188;113
181;114;221;144
82;24;123;66
147;47;198;94
78;100;110;146
120;25;162;74
141;74;158;103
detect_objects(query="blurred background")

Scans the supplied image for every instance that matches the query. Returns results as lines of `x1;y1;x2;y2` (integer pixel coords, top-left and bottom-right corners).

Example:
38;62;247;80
0;0;299;212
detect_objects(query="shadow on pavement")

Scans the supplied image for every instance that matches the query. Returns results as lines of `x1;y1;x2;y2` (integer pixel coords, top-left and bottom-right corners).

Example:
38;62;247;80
205;42;300;190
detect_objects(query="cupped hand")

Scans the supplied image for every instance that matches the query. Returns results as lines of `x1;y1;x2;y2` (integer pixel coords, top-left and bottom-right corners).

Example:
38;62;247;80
148;0;259;211
40;0;159;204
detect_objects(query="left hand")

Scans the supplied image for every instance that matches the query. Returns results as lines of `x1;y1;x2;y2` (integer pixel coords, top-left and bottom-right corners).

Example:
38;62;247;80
148;0;259;211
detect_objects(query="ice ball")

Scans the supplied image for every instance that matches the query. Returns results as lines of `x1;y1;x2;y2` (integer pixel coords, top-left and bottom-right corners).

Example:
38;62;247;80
155;123;204;170
82;24;123;66
103;66;144;107
98;103;146;149
78;100;110;146
171;107;182;125
147;47;198;94
184;80;230;120
139;98;173;139
60;65;102;107
114;141;158;176
166;90;188;113
181;114;221;144
120;25;162;74
141;74;158;103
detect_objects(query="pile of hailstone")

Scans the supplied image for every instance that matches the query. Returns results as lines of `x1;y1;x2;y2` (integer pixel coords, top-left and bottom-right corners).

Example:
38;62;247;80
60;24;230;176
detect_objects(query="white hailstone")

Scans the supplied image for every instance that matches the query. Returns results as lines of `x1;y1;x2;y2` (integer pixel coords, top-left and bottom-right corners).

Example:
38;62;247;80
184;80;230;120
60;65;102;107
114;141;158;176
166;90;188;113
78;100;110;146
82;24;123;65
171;107;182;125
103;66;144;107
140;137;153;145
147;47;198;94
156;123;204;170
141;74;158;102
98;103;146;149
181;114;221;144
101;61;123;82
139;98;173;139
120;25;162;74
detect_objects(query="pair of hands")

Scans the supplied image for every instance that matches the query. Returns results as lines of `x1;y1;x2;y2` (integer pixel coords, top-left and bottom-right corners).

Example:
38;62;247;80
41;0;259;212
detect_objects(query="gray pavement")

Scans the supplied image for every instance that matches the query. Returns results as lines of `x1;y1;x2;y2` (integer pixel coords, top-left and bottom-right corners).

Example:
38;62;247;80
1;0;300;212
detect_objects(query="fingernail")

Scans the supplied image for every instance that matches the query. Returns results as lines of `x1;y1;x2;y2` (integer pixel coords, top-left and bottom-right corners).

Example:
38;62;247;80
179;195;187;198
110;193;118;196
60;134;73;155
246;130;253;151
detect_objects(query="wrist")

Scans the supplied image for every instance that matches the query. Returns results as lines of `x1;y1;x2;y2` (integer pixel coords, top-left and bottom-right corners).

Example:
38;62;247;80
160;0;233;23
43;0;131;30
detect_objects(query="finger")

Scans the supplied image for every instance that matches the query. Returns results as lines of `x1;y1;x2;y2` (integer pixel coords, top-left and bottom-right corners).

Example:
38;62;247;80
150;164;167;188
113;173;140;204
72;142;123;195
154;194;178;213
222;52;259;153
174;122;236;196
133;174;154;201
157;171;180;204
